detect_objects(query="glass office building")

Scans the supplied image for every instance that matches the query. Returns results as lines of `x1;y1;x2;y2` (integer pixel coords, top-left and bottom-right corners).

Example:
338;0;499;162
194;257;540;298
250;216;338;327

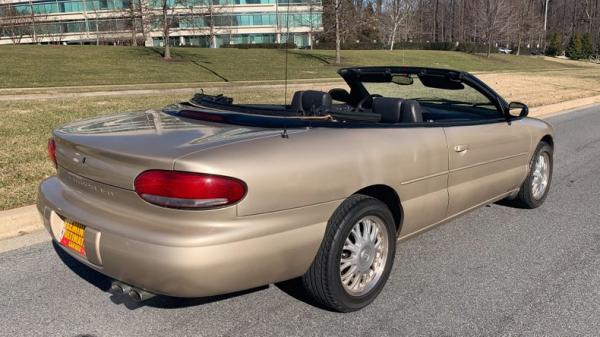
0;0;322;47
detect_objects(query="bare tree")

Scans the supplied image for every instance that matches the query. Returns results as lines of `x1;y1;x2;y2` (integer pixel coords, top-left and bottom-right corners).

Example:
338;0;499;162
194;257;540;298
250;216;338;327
382;0;415;50
0;3;52;44
473;0;511;56
159;0;190;58
155;0;198;55
126;0;141;46
333;0;343;63
26;0;38;43
86;0;103;45
161;0;173;58
136;0;152;45
0;6;32;44
510;0;542;55
45;21;67;44
294;0;322;49
185;0;229;48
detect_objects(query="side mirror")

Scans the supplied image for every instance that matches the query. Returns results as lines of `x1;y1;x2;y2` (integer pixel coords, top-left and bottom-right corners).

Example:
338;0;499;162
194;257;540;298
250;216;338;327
507;102;529;118
329;88;351;103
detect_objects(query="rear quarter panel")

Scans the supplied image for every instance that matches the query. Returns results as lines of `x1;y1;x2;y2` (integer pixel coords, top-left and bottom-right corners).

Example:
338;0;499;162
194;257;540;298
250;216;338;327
175;126;450;235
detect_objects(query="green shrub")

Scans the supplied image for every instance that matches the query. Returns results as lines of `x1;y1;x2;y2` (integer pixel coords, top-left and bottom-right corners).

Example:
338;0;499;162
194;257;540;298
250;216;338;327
313;41;491;53
546;33;562;56
455;43;495;54
565;33;583;60
313;42;385;50
582;32;595;58
221;42;297;49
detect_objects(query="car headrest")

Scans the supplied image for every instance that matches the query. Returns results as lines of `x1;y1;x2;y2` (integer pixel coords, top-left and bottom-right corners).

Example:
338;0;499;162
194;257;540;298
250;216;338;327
301;90;332;113
400;100;423;123
372;97;403;123
290;91;304;111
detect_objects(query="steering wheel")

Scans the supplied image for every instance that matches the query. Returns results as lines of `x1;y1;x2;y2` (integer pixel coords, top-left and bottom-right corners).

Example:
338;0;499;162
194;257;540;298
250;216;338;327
356;94;382;111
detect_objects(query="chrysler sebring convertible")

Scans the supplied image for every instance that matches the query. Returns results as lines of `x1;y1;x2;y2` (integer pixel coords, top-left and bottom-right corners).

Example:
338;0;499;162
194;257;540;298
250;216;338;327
37;67;553;312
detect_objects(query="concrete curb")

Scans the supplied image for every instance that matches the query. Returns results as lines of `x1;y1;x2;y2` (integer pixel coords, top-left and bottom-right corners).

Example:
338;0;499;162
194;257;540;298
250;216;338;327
0;205;43;240
0;98;598;241
530;95;600;118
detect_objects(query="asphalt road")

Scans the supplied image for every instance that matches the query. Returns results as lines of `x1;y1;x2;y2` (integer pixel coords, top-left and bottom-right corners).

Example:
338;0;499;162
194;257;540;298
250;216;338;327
1;106;600;337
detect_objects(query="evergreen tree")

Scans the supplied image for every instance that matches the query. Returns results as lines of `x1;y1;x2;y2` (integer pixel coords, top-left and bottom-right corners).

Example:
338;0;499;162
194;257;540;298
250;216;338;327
546;33;561;57
565;33;583;60
581;32;595;59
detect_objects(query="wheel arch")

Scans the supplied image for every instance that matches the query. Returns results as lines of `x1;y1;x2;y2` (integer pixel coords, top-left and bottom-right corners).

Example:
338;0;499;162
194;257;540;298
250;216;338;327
353;184;403;235
540;134;554;148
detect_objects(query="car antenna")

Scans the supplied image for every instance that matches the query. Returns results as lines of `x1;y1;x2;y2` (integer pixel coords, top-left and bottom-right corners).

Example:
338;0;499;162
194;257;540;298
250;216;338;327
280;0;292;139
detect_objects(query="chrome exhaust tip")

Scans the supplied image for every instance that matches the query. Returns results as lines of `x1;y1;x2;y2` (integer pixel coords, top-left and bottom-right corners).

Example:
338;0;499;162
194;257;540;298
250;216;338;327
109;281;131;295
127;288;156;302
110;280;155;302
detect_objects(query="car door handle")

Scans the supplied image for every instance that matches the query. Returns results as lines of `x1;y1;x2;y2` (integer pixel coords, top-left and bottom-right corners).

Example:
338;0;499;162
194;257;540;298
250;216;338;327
454;144;470;153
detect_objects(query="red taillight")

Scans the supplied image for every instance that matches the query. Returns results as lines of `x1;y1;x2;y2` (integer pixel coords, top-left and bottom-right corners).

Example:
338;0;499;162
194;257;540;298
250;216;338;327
134;170;247;209
47;138;57;167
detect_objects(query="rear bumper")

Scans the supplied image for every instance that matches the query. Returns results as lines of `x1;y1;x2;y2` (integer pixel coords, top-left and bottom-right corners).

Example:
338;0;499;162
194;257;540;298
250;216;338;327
37;173;340;297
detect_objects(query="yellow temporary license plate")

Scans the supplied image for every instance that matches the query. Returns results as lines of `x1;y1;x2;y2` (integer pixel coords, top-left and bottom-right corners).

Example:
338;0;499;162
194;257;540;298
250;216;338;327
59;220;86;256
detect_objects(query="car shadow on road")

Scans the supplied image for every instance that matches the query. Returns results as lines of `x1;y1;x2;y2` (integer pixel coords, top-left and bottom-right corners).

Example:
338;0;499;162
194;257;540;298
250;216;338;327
274;278;331;311
52;241;113;291
108;287;268;310
52;241;269;310
494;198;530;209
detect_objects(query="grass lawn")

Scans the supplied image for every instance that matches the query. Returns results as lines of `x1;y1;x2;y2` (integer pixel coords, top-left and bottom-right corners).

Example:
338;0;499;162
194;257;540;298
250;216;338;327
0;45;582;88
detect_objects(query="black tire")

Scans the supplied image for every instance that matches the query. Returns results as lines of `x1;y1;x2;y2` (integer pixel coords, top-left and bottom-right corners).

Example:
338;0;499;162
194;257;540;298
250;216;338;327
512;141;553;209
302;194;396;312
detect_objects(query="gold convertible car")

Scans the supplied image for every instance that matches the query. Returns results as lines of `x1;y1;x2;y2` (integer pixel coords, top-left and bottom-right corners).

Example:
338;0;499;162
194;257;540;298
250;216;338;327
38;67;553;312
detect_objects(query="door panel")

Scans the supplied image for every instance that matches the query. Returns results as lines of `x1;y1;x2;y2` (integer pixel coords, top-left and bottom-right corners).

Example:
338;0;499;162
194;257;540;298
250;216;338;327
444;121;531;216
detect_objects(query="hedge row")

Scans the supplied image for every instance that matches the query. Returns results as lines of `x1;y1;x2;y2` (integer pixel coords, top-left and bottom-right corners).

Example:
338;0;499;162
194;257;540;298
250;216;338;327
221;42;297;49
313;41;497;53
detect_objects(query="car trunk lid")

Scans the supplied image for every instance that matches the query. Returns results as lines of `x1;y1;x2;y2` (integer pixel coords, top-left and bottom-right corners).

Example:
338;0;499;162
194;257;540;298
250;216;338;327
54;110;281;190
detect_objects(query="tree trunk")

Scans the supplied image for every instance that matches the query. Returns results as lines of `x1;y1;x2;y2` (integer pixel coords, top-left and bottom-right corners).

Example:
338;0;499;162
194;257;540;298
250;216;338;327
163;7;171;59
139;0;147;43
164;34;171;59
433;0;439;42
131;22;137;46
516;21;522;55
390;21;399;51
130;1;137;46
96;21;100;46
419;0;423;41
164;41;171;59
335;3;341;64
487;35;492;57
210;8;216;48
450;0;456;42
